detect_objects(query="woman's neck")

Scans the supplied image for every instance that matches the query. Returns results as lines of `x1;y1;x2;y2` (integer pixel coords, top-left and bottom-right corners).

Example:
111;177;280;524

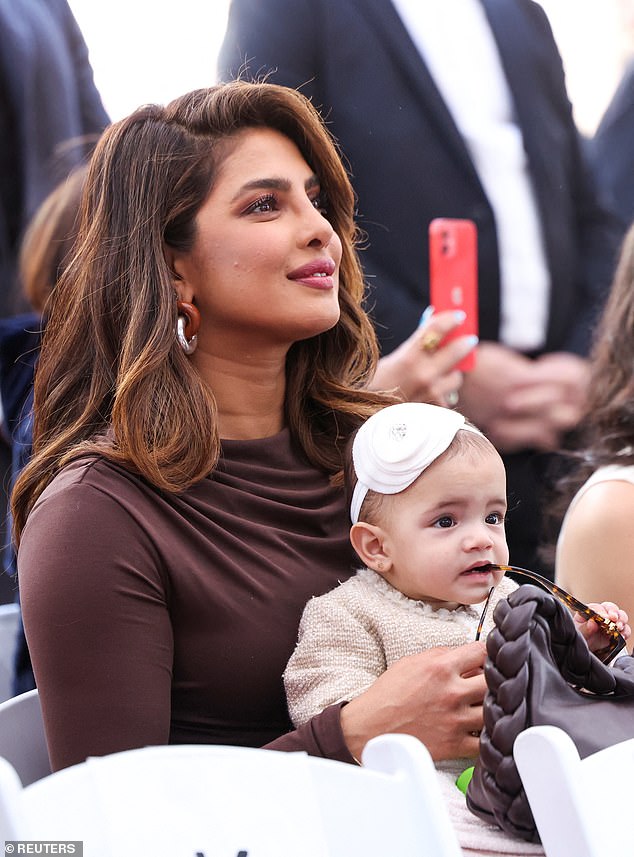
192;347;287;440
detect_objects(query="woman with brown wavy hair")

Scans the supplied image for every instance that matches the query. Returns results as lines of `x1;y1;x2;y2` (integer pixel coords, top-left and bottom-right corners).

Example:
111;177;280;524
13;80;482;772
555;224;634;651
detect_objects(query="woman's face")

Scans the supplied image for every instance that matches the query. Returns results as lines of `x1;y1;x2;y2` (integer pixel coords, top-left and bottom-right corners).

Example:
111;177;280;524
171;126;343;354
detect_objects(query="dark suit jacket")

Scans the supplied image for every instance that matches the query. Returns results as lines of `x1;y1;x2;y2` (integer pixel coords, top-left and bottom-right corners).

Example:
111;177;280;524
0;0;109;318
589;60;634;231
219;0;621;356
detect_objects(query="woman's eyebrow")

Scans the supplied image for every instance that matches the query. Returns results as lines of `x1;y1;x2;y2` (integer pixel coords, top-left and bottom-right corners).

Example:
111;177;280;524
231;173;319;202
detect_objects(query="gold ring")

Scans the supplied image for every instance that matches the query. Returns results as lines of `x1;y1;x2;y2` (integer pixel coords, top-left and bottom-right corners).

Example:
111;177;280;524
420;330;442;353
445;390;460;407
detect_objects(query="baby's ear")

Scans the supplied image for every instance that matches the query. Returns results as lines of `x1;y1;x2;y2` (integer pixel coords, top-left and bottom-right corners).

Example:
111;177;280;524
349;522;392;575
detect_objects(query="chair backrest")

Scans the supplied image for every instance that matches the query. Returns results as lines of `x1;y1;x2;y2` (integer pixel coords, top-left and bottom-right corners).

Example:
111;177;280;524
514;725;633;857
0;733;462;856
0;688;51;786
0;603;19;703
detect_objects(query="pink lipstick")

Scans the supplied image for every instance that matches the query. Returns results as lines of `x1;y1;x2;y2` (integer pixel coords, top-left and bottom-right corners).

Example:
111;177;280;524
287;257;336;289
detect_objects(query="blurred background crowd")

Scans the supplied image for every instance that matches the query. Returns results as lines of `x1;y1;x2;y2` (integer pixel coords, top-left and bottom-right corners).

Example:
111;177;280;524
66;0;634;133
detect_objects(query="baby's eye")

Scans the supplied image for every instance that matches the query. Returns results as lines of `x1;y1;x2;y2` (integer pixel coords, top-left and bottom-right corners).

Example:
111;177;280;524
485;512;505;525
245;193;278;214
433;515;455;529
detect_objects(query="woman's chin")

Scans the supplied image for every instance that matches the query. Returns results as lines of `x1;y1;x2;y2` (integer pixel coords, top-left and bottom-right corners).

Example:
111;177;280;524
296;311;341;341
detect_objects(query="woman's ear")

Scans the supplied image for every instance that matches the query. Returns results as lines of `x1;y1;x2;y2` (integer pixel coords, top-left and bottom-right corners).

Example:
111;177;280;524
163;244;195;303
349;522;392;575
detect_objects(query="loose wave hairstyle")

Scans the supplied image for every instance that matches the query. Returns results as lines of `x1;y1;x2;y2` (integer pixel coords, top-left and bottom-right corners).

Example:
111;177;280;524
12;81;393;542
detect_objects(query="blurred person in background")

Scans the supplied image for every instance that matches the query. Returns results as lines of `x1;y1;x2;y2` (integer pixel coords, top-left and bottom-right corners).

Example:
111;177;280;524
554;223;634;652
0;0;108;319
589;0;634;230
0;166;87;692
590;57;634;230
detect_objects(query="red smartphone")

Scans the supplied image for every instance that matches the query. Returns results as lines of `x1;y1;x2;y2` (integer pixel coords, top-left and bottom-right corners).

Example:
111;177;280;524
428;218;478;372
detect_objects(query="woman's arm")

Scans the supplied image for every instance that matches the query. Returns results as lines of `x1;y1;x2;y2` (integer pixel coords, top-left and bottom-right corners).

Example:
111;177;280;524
269;642;487;764
18;473;173;771
340;643;487;762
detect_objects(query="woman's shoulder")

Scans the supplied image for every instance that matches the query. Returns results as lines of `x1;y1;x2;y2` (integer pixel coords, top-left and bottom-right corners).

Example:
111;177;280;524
557;463;634;544
25;455;162;542
556;468;634;594
36;454;146;502
18;458;137;572
566;464;634;522
582;462;634;488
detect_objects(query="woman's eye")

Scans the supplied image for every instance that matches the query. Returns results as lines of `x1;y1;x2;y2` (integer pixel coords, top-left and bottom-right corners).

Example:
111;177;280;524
434;516;455;529
486;512;505;525
311;194;328;214
246;194;278;214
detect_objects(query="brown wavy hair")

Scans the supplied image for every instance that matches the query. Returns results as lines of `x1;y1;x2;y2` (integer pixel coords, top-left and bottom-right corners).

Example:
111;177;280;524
12;81;394;543
544;223;634;555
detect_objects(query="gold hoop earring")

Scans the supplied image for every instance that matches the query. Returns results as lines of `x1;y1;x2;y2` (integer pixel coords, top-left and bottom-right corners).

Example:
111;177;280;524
176;301;200;355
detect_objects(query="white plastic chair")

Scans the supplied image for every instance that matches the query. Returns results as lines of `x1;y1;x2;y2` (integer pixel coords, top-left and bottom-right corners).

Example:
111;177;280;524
514;725;633;857
0;733;462;856
0;602;19;702
0;688;50;786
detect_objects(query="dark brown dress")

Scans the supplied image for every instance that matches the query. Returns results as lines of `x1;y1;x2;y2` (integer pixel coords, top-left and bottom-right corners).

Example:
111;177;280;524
18;429;357;771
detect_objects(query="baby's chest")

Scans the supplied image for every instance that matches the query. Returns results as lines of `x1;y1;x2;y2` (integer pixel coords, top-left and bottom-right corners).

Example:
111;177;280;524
377;610;478;665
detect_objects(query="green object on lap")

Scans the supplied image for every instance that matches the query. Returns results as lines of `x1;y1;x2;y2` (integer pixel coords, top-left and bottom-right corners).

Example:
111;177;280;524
456;766;474;795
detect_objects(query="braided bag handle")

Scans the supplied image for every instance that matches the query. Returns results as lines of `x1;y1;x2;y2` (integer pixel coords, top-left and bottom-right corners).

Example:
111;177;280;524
466;584;634;842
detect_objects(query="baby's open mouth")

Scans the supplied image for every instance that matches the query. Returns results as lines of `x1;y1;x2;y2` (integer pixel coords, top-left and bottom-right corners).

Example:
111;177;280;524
461;563;495;576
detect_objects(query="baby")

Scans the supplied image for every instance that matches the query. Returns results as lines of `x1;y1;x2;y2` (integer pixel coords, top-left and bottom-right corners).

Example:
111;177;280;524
284;402;629;854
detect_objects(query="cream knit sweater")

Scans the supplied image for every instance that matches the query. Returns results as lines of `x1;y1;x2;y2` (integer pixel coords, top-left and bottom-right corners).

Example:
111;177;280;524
284;567;517;727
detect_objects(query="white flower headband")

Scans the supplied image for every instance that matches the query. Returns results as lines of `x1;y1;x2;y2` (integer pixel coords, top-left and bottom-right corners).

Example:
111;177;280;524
350;402;483;524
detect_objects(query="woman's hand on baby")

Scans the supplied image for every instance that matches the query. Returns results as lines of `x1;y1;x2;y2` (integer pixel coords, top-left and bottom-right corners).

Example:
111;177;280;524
369;309;477;405
340;642;487;763
574;601;631;649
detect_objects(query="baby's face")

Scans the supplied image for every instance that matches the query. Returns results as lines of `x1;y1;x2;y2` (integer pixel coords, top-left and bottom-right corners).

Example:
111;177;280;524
377;446;508;606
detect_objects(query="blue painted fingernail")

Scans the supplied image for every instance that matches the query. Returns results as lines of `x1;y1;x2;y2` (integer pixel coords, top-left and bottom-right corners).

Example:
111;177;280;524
419;305;435;326
466;335;479;346
454;310;466;323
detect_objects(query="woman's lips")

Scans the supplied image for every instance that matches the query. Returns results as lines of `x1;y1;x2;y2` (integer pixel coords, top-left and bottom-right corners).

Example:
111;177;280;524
287;258;336;289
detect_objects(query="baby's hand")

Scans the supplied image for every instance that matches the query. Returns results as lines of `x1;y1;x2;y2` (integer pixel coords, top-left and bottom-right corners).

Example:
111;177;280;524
574;601;631;651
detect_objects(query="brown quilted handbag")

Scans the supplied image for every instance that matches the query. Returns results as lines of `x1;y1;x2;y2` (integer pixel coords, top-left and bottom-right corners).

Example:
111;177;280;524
466;584;634;843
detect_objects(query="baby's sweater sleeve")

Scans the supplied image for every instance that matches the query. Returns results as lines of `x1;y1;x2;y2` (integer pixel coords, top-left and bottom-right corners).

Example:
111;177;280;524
283;584;386;727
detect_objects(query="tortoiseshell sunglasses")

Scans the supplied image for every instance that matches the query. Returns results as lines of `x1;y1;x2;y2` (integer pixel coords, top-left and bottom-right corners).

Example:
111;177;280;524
474;564;627;664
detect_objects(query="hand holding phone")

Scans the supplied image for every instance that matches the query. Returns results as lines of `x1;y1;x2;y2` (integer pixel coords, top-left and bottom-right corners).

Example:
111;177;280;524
429;218;479;372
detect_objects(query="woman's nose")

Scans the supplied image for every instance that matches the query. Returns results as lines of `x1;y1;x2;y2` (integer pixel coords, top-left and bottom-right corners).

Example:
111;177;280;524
302;202;335;249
